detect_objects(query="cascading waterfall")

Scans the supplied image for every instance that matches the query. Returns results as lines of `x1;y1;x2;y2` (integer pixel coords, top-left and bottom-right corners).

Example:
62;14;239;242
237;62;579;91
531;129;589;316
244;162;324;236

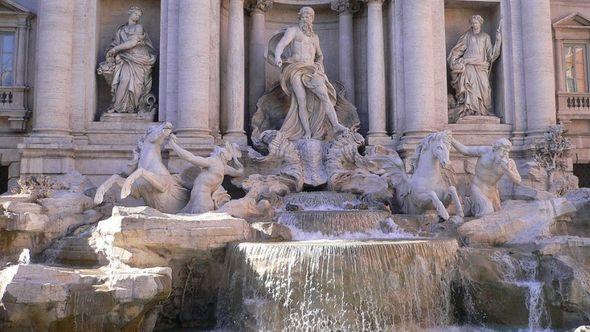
490;251;550;330
218;239;459;331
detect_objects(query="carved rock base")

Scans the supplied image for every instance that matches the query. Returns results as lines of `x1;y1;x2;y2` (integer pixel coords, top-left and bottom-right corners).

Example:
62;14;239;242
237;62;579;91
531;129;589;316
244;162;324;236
294;139;327;187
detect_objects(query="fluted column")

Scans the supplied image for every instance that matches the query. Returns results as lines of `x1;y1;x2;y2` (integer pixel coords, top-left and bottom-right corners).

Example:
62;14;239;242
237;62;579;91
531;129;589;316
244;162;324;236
400;0;435;144
521;0;556;138
247;0;273;136
331;0;358;104
224;0;247;145
33;0;75;137
363;0;389;145
177;0;212;143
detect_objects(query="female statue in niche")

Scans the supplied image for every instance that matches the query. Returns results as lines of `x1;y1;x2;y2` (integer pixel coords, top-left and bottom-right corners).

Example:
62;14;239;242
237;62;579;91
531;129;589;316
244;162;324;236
448;15;501;121
98;6;157;115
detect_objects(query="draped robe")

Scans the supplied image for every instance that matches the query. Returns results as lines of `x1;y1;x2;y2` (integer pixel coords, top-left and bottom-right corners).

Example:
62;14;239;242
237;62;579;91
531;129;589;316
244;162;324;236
108;24;156;113
448;31;501;117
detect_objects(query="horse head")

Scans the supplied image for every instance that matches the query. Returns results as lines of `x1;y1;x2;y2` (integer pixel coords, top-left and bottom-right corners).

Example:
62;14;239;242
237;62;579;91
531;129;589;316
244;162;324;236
145;122;173;146
411;130;452;171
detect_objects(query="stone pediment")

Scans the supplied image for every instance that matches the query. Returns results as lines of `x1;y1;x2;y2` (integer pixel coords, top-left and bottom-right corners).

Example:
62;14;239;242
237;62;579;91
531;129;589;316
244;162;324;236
553;12;590;28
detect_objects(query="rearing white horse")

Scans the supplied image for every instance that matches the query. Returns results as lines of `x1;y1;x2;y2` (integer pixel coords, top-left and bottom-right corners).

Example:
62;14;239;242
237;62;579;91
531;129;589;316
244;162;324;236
94;122;189;214
385;131;463;220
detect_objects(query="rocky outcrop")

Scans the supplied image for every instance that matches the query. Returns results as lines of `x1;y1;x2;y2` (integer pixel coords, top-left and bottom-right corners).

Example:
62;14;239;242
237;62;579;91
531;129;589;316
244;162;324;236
0;191;101;265
458;198;576;246
0;264;171;331
90;206;254;329
456;247;538;327
537;236;590;328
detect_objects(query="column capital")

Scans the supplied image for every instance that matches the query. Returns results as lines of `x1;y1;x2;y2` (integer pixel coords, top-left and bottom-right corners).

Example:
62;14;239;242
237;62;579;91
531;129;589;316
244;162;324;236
246;0;273;14
331;0;360;15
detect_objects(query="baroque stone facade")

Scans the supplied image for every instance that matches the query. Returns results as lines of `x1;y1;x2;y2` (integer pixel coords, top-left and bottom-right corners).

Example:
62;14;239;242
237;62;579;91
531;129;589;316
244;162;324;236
0;0;586;189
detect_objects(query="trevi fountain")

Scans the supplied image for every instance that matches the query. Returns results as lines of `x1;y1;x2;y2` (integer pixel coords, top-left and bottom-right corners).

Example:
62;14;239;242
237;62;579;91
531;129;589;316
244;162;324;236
1;0;590;331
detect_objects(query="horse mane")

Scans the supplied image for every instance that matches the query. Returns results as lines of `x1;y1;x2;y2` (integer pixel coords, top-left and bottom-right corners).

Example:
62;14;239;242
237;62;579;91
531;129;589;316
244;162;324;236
409;131;450;173
127;123;164;172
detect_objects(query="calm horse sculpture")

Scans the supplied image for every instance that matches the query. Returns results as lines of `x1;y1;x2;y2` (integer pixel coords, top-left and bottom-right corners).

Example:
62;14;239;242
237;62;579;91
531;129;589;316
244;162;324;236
94;122;189;213
385;131;464;220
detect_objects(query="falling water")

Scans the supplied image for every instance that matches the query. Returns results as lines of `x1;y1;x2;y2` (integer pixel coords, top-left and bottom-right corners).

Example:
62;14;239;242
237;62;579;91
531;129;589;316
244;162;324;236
490;251;550;330
278;210;395;237
218;239;459;331
18;249;30;265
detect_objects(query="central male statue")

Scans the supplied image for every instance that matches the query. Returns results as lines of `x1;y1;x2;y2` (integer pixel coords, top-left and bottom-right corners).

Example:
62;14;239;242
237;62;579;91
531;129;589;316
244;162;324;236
268;6;347;140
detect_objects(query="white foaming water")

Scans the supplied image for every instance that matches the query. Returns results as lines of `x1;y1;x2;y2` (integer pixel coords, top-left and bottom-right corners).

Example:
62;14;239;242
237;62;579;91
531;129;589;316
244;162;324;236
279;211;416;241
218;239;459;331
490;252;550;331
18;249;30;265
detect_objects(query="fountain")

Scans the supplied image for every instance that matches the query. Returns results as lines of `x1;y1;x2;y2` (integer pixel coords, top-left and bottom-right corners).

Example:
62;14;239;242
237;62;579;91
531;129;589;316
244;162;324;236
2;5;590;332
219;231;459;331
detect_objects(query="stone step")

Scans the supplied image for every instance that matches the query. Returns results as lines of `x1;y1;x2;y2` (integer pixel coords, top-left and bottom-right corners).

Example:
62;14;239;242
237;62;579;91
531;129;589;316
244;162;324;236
277;210;392;236
283;191;359;208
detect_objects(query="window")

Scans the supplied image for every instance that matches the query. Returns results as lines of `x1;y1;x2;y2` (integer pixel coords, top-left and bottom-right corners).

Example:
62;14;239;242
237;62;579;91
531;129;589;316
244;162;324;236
0;32;14;86
564;44;588;93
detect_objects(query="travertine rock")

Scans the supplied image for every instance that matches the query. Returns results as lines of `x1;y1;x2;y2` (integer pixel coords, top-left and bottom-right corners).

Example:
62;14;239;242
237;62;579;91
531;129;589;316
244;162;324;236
90;206;253;327
251;222;293;241
0;191;101;265
0;264;171;332
537;236;590;328
91;206;253;267
456;248;534;326
458;198;576;245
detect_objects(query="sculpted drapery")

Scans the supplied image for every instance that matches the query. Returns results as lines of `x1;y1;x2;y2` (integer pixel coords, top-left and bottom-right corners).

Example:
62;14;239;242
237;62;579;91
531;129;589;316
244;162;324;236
267;7;347;141
268;32;339;140
448;15;501;118
99;6;156;114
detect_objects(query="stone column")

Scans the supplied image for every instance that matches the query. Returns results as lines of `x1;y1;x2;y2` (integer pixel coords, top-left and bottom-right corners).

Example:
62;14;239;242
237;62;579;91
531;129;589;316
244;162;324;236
521;0;556;138
331;0;358;104
177;0;212;144
247;0;273;136
400;0;435;145
32;0;75;137
224;0;247;146
363;0;389;145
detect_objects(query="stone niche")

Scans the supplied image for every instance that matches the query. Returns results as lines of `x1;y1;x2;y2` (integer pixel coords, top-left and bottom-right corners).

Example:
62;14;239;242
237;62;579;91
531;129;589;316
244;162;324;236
444;0;504;123
95;0;161;121
242;2;357;134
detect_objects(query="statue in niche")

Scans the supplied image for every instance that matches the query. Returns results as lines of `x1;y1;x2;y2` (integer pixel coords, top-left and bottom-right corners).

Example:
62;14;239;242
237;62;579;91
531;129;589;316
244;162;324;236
451;138;522;217
265;6;350;140
448;15;501;122
97;6;157;119
168;135;244;214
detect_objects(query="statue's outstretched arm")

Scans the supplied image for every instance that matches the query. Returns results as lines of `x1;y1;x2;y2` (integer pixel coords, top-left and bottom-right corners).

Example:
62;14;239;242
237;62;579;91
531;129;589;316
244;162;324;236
451;138;486;157
169;137;211;169
225;165;244;178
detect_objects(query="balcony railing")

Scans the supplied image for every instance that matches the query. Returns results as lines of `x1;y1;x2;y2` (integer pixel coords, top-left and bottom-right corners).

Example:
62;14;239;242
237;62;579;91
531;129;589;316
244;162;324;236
557;92;590;121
